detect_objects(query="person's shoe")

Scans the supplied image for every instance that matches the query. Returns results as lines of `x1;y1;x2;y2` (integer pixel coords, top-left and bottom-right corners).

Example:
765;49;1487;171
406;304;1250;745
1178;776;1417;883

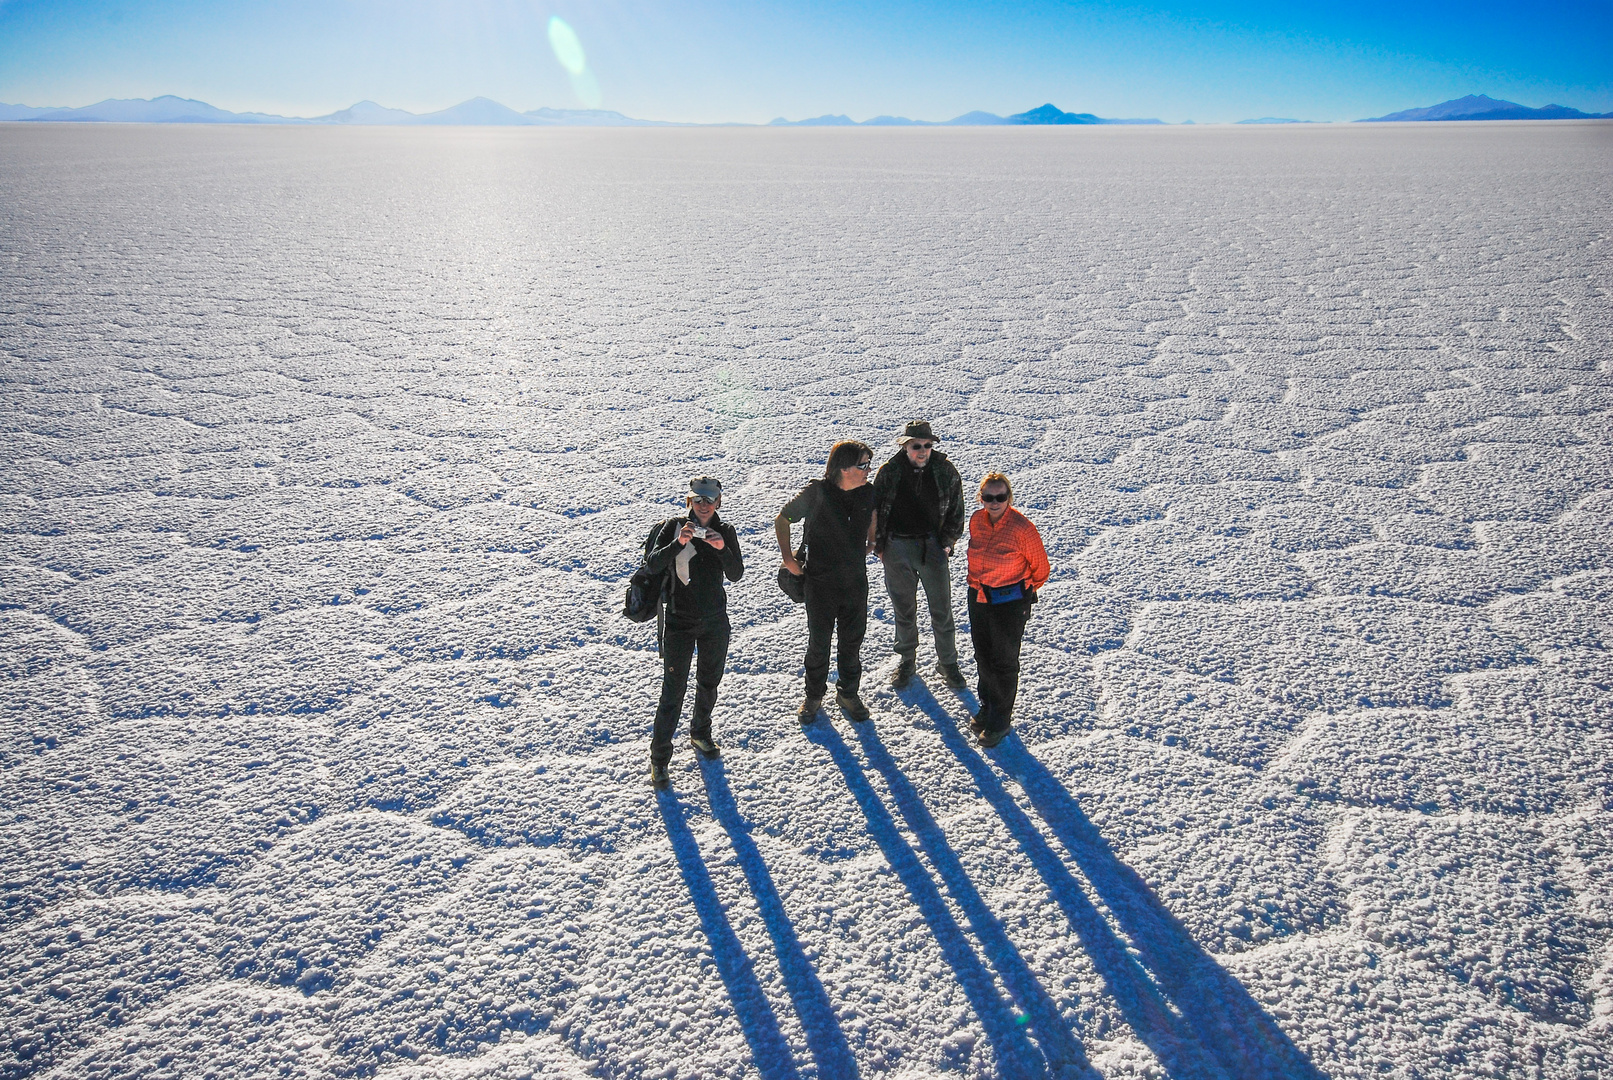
978;726;1010;749
968;711;986;737
936;662;967;690
690;734;720;758
836;689;871;722
797;697;822;726
888;658;917;689
649;761;671;788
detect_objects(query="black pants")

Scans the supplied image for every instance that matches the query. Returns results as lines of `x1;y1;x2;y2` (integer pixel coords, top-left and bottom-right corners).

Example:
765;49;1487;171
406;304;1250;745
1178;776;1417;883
804;576;868;699
968;594;1030;734
652;615;730;765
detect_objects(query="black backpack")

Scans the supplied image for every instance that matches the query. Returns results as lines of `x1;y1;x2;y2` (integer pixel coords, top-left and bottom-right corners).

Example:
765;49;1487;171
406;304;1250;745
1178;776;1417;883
622;520;673;624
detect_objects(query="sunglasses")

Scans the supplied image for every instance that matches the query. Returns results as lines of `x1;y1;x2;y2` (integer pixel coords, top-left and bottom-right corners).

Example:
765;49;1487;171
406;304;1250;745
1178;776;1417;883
907;442;933;451
690;496;717;506
849;460;873;471
981;492;1009;503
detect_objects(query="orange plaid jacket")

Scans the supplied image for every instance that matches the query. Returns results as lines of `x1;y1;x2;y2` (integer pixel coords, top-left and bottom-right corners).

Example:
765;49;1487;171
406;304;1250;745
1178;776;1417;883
965;506;1050;602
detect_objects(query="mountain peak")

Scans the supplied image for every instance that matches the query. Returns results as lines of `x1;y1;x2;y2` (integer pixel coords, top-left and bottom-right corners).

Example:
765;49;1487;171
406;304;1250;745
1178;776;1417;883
1008;104;1101;125
1361;94;1613;122
769;114;857;126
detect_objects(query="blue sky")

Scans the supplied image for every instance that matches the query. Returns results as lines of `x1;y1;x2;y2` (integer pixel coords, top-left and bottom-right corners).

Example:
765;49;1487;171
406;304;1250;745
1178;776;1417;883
0;0;1608;123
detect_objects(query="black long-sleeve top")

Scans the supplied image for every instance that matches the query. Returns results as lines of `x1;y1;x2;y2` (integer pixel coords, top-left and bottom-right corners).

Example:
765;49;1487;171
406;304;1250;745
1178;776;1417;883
645;514;744;624
886;460;941;537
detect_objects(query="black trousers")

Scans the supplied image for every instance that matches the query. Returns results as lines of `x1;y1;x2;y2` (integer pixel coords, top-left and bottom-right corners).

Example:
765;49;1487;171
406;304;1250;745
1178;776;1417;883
652;614;730;765
804;576;868;699
968;594;1030;734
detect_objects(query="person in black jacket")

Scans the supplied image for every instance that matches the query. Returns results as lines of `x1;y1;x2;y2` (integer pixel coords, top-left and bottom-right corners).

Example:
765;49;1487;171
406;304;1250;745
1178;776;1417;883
776;440;877;724
872;420;967;690
644;475;743;788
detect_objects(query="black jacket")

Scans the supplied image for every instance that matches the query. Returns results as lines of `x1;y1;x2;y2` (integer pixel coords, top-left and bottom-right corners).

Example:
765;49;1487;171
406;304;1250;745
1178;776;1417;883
873;449;965;553
781;480;876;585
645;514;743;623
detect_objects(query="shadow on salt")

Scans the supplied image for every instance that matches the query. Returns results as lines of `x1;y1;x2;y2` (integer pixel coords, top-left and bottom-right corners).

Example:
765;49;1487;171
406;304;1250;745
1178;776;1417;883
657;763;860;1080
897;682;1324;1079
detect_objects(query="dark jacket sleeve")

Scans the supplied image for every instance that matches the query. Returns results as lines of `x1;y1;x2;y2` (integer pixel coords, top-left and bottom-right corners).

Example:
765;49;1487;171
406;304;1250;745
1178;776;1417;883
938;456;966;549
872;453;903;550
719;522;743;581
643;518;684;574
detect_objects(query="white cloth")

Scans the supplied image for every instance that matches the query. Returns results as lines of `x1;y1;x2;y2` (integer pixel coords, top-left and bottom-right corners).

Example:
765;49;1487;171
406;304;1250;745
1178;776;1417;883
675;539;697;585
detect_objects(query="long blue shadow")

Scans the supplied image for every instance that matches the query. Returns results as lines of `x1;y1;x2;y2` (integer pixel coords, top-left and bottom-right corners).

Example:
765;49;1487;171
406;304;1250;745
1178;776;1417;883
999;740;1326;1079
910;684;1326;1080
899;684;1230;1078
849;722;1101;1079
805;722;1054;1080
657;789;800;1080
698;757;861;1079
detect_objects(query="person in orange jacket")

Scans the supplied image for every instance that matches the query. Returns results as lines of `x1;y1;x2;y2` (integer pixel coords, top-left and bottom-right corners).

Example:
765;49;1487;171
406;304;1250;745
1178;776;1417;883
965;471;1050;747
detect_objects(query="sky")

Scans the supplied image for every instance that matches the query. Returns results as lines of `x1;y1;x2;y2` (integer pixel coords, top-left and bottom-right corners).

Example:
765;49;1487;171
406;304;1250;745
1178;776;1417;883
0;0;1609;124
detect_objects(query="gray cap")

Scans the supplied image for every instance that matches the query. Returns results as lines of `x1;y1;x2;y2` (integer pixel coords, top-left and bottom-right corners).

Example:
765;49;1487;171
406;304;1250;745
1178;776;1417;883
688;475;723;500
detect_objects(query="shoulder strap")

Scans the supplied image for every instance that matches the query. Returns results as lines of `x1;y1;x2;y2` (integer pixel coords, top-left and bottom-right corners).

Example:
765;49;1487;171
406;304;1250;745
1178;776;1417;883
644;518;677;558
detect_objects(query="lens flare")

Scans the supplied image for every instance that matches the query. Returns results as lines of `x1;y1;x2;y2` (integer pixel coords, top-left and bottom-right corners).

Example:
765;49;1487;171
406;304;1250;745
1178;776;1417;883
547;16;601;107
570;69;603;109
547;16;587;76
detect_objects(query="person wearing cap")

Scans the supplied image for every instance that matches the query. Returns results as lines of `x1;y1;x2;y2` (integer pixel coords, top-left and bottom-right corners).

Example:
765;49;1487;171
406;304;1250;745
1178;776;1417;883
776;440;879;723
965;472;1050;748
643;476;743;788
872;420;967;691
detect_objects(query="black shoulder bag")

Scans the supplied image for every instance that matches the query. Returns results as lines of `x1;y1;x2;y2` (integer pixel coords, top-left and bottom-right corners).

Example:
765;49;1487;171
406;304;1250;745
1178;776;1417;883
623;520;674;624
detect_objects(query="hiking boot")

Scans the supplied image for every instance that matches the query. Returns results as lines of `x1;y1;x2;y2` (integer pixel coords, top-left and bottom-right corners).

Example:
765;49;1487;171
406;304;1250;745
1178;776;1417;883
978;726;1010;749
798;696;822;725
649;761;671;788
836;689;871;722
690;733;720;758
888;658;916;689
936;662;967;690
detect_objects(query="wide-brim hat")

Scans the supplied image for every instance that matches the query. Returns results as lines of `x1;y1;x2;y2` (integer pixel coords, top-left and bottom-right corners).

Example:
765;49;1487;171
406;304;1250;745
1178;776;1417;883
688;475;723;500
896;420;938;445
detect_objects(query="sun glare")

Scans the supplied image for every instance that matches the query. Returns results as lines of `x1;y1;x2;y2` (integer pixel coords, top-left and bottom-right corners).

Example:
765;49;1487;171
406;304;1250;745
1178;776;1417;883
547;16;587;76
547;15;602;109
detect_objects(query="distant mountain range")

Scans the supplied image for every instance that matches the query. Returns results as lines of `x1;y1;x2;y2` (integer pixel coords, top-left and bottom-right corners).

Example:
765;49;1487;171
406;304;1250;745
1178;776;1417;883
770;103;1164;126
1359;94;1613;122
0;95;674;127
0;95;1164;127
4;93;1609;128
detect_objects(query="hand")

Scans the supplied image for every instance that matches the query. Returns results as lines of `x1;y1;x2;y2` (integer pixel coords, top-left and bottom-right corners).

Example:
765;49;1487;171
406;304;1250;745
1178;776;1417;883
703;530;725;551
782;555;803;576
943;545;953;558
678;523;695;545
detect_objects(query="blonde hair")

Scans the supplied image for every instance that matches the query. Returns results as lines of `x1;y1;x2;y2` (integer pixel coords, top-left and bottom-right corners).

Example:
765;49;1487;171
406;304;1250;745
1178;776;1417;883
978;472;1012;502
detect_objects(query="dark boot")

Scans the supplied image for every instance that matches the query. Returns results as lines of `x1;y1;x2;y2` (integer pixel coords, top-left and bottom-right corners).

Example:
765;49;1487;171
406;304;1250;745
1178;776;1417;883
889;656;917;689
836;689;871;722
691;710;719;757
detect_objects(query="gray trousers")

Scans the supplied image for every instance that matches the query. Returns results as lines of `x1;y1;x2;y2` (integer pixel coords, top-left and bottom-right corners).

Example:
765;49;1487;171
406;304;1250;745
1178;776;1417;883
881;536;958;666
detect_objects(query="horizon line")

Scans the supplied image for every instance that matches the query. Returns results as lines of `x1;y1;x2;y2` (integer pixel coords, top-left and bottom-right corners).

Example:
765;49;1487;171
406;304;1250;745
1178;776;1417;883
2;92;1610;128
